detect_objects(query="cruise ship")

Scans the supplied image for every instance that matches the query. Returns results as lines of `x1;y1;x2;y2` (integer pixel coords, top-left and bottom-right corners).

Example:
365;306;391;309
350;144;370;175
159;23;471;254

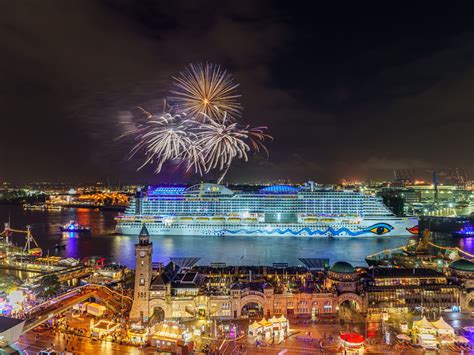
115;182;418;238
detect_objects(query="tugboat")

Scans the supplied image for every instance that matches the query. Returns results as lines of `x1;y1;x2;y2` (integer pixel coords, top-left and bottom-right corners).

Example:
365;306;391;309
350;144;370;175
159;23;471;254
60;221;91;233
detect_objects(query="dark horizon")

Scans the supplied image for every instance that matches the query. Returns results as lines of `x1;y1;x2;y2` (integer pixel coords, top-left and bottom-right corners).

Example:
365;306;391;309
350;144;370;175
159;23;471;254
1;1;473;184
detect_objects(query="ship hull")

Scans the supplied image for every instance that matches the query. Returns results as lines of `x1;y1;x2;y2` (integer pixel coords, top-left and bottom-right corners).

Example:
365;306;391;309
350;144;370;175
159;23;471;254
115;217;418;238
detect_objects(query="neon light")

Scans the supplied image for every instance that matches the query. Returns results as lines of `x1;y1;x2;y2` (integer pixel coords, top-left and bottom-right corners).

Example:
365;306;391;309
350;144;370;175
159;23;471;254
259;185;299;194
217;223;394;237
147;186;187;196
456;224;474;236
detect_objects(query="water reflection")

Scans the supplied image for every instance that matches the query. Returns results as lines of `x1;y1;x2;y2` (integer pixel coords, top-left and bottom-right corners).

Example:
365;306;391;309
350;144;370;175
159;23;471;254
0;205;467;269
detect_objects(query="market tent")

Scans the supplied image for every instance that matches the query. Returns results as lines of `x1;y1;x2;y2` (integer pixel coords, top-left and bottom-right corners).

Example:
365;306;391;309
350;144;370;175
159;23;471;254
340;332;365;346
456;335;469;344
431;317;455;336
412;316;436;334
0;317;25;344
248;321;260;331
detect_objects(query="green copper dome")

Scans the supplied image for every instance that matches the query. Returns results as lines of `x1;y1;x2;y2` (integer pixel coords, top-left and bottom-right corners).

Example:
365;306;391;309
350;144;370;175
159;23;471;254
450;259;474;272
330;261;355;274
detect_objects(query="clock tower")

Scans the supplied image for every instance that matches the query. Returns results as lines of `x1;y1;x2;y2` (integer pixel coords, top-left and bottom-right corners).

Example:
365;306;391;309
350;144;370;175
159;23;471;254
130;224;153;321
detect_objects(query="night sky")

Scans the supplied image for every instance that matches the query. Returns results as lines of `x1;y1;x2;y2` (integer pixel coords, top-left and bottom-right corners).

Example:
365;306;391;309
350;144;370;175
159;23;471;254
1;1;473;184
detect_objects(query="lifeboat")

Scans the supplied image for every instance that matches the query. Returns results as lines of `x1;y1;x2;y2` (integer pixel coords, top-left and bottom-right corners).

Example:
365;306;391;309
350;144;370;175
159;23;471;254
196;217;210;221
227;217;241;222
212;217;225;221
321;218;335;223
304;218;318;222
244;218;257;222
179;217;193;221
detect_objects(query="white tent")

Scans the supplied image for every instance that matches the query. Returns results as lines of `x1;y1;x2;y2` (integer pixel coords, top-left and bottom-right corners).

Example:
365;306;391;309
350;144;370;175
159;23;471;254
456;335;469;344
248;321;262;336
431;317;455;336
412;316;436;334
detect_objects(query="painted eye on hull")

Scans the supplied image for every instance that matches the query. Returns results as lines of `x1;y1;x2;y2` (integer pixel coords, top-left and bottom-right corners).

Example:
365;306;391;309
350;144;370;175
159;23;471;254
368;223;393;235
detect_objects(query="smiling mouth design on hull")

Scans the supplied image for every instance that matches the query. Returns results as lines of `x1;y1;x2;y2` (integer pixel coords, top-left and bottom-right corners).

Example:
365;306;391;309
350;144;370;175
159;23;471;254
406;225;419;235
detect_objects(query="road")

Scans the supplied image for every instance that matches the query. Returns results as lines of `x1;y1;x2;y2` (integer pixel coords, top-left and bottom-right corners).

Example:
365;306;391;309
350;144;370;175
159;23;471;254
17;331;153;355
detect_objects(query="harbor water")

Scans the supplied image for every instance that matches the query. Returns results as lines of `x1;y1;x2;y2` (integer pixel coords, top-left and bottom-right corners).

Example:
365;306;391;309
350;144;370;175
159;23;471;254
0;205;470;268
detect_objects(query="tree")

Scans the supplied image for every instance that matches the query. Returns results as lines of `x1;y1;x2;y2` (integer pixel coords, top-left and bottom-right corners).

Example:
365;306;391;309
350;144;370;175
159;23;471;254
36;275;61;298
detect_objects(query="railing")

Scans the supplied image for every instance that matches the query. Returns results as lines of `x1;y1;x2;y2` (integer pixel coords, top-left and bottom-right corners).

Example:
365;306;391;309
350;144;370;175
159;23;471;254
23;284;133;332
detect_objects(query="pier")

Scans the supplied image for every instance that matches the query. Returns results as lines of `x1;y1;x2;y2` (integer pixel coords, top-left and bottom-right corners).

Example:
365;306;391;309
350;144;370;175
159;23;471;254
22;284;133;333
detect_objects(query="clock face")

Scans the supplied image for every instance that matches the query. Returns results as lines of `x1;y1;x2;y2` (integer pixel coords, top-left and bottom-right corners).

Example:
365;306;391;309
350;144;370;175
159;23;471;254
139;251;146;258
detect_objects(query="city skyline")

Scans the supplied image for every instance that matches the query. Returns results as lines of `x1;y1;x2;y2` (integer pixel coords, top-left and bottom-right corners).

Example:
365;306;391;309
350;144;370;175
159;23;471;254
1;1;474;184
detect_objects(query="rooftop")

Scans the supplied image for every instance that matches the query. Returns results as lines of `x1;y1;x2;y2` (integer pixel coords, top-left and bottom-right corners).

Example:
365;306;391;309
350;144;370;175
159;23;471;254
370;268;444;278
147;186;187;196
259;185;299;194
0;316;24;333
330;261;355;273
450;259;474;272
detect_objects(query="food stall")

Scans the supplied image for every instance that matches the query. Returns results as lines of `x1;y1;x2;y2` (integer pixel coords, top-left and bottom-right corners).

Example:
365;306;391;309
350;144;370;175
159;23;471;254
150;321;191;353
90;319;120;340
340;332;365;354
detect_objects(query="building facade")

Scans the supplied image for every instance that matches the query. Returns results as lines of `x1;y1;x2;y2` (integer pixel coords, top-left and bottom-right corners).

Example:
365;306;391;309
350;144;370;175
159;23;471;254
129;228;364;322
365;268;460;314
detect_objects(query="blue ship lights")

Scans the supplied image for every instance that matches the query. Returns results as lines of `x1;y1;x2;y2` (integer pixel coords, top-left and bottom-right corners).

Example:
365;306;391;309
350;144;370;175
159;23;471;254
218;223;395;237
456;223;474;236
147;186;187;196
259;185;299;194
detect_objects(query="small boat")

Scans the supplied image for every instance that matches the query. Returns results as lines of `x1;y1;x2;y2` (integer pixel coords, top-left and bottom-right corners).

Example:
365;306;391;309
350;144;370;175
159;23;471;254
23;204;46;211
45;204;63;211
60;221;91;233
54;244;66;250
453;223;474;237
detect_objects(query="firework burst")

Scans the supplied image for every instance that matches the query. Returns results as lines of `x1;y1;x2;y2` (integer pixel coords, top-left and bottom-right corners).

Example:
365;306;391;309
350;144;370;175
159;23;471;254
120;63;271;180
169;62;242;121
123;110;198;173
196;111;271;182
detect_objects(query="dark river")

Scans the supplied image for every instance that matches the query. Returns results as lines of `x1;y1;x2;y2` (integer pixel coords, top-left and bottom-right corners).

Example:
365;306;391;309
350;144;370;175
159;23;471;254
0;205;470;269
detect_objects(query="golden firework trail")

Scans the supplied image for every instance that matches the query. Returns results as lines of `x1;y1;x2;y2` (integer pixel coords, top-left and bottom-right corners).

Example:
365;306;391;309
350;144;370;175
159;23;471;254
169;63;242;121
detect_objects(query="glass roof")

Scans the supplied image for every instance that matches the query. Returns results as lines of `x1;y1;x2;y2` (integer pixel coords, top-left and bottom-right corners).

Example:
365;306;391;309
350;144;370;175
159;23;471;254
259;185;299;194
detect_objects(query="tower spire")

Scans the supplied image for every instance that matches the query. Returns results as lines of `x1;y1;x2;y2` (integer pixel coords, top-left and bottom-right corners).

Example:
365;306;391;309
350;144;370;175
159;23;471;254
138;224;150;246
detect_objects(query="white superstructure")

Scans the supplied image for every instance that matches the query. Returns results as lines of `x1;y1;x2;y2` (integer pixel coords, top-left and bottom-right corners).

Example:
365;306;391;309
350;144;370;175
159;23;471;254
115;183;418;237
